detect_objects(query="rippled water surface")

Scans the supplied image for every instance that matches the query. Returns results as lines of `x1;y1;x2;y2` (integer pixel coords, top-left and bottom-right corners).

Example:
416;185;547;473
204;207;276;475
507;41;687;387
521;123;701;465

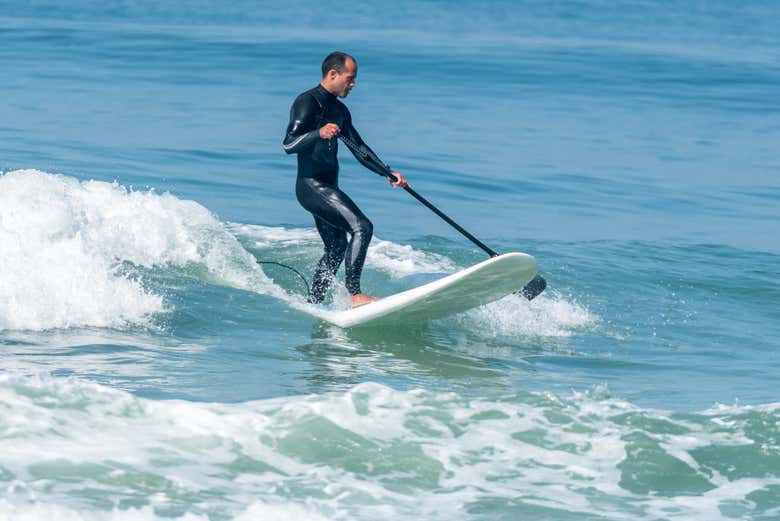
1;1;779;519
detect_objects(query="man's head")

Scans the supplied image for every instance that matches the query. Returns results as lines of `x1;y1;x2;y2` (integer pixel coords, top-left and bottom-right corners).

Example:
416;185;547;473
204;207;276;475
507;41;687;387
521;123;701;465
320;51;357;98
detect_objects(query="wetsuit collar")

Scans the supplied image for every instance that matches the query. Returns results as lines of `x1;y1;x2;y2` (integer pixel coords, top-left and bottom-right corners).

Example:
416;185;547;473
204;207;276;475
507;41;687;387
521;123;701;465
316;83;337;101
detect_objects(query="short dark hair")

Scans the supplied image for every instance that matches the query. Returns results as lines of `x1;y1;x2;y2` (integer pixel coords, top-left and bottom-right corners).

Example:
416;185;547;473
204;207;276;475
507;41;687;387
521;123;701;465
321;51;355;77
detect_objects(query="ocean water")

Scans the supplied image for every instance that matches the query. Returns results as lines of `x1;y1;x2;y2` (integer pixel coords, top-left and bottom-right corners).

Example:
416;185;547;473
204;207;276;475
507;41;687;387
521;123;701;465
1;1;779;519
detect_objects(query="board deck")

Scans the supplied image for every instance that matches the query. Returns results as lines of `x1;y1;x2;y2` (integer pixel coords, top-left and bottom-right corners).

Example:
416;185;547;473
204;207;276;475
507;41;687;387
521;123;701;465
306;252;537;328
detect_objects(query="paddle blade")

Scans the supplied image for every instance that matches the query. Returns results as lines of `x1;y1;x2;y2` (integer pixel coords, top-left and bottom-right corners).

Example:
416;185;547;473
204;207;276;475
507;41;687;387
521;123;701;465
520;274;547;300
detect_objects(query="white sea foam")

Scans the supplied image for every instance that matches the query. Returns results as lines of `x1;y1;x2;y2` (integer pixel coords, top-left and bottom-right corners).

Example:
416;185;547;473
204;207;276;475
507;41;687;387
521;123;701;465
455;291;597;338
365;238;456;277
232;502;338;521
0;501;335;521
0;373;778;521
0;170;280;332
229;223;456;277
0;502;209;521
228;223;320;249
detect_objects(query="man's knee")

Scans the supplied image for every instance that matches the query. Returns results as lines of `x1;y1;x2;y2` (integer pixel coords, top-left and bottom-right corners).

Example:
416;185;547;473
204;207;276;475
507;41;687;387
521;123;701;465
354;218;373;239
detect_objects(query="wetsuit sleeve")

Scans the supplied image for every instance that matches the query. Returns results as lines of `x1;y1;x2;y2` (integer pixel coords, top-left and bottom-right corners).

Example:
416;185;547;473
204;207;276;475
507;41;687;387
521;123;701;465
341;110;391;176
283;94;321;154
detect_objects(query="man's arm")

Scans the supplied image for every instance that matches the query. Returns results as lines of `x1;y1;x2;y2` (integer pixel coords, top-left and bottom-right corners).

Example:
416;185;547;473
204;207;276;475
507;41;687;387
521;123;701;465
282;94;321;154
340;110;392;176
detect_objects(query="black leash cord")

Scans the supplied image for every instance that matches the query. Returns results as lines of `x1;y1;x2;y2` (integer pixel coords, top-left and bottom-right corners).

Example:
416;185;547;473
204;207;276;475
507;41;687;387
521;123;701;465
256;260;311;298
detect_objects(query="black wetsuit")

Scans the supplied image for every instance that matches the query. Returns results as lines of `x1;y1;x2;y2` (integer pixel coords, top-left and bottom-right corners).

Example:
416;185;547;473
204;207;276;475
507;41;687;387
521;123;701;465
283;84;390;303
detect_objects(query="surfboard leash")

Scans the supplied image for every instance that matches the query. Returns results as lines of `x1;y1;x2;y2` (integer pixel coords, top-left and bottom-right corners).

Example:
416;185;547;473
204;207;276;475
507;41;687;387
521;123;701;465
256;260;311;299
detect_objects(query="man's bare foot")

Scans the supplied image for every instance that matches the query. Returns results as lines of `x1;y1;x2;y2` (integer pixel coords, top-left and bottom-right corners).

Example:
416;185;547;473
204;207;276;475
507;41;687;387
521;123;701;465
351;293;378;307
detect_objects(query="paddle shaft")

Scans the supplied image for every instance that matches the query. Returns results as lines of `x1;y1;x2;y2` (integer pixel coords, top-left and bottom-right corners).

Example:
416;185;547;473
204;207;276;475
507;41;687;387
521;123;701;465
388;170;548;300
337;134;547;299
400;184;499;257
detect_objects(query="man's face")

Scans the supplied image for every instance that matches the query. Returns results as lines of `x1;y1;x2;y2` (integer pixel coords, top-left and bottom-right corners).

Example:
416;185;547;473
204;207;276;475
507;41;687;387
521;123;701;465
331;58;357;98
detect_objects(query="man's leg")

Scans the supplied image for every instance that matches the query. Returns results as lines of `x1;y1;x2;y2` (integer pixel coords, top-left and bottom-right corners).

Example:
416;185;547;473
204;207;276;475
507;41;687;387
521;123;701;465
342;210;373;298
310;187;373;300
297;179;376;305
308;217;348;304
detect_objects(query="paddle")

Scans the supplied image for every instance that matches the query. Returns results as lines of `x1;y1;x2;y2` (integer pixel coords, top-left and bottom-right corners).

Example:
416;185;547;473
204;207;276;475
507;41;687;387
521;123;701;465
338;135;547;300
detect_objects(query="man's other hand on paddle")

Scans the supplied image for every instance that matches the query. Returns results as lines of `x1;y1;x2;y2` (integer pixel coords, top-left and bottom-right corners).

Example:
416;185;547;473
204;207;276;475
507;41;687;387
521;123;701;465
388;171;408;188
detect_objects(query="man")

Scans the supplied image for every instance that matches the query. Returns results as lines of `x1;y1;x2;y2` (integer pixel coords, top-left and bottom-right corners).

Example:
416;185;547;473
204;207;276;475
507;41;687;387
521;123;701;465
283;51;408;307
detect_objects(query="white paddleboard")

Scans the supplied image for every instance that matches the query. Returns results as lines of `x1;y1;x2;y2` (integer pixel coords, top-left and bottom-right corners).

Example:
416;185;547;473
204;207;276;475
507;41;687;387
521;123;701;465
307;252;537;328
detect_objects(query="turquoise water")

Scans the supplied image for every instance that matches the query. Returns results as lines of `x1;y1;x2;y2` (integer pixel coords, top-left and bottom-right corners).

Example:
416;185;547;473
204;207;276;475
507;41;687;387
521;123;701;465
1;1;779;519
